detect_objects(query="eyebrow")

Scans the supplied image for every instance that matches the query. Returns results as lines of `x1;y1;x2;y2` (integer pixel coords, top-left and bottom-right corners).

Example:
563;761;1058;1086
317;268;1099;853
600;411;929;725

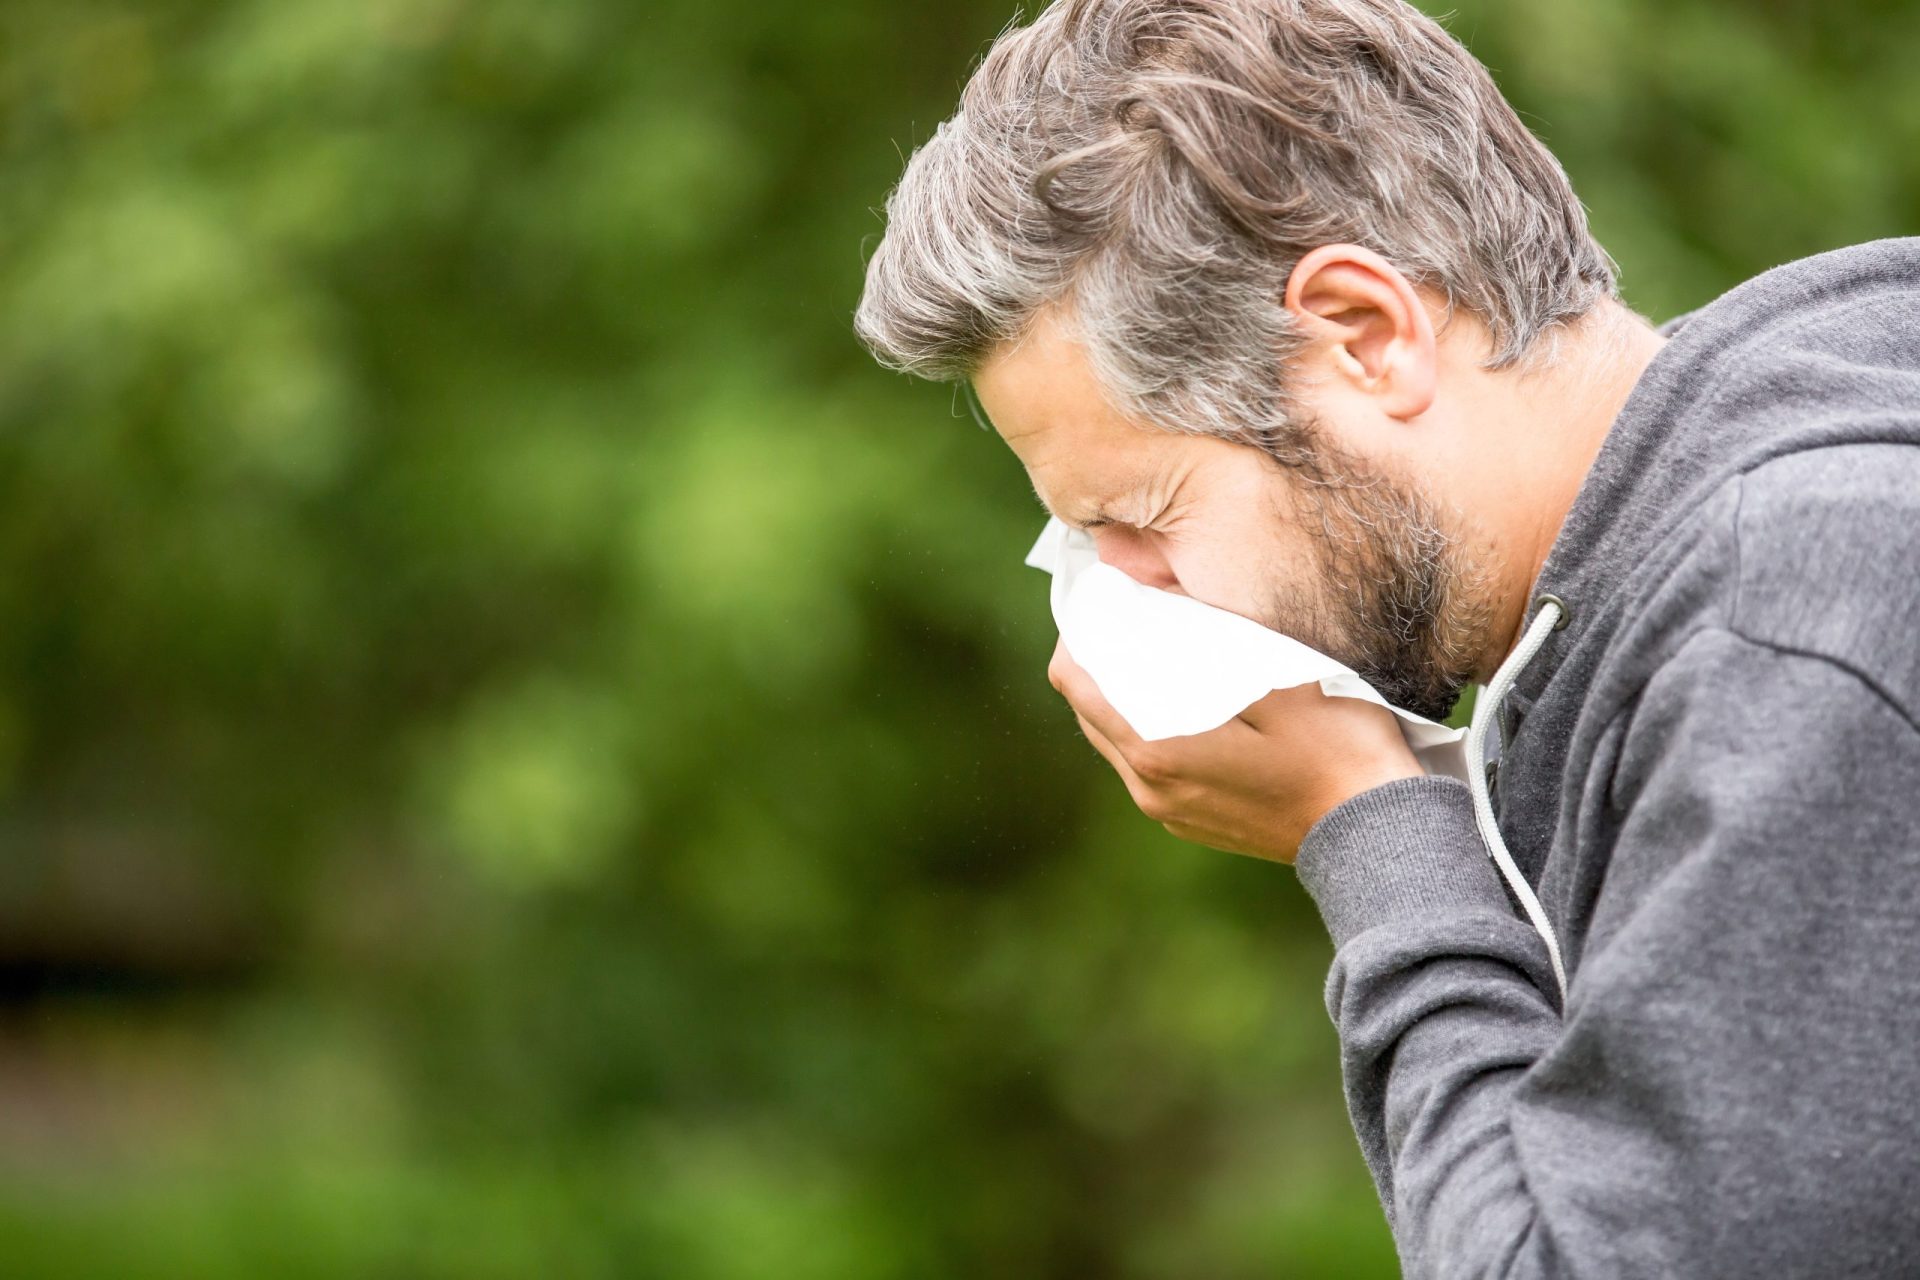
1036;475;1150;530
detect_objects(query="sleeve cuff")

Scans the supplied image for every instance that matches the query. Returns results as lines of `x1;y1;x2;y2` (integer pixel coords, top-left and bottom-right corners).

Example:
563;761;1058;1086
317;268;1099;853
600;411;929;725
1294;774;1513;948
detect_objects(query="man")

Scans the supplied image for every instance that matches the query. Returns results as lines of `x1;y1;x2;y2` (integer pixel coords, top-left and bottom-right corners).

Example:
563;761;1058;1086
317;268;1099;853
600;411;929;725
855;0;1920;1275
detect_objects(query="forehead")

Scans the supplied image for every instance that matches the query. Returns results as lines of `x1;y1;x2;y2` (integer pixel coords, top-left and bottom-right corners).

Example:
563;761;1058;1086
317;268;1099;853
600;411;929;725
971;310;1176;502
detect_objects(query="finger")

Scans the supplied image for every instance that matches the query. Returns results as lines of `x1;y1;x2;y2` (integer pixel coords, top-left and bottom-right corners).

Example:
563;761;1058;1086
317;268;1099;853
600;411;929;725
1047;640;1152;796
1235;681;1411;770
1062;694;1162;804
1072;704;1143;790
1046;638;1145;756
1230;679;1329;733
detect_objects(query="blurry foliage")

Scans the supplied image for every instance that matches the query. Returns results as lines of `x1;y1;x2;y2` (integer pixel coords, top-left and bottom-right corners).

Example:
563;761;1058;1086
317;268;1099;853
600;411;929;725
0;0;1911;1275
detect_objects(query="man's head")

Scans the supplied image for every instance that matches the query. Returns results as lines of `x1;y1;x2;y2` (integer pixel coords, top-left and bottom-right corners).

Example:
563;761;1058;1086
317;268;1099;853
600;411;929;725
856;0;1640;718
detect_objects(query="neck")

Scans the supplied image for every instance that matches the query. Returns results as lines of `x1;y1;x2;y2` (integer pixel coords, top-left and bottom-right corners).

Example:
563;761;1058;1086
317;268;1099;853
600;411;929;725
1480;300;1668;679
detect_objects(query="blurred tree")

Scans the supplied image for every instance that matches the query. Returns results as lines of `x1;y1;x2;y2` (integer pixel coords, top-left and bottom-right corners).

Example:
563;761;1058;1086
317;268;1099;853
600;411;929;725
0;0;1911;1275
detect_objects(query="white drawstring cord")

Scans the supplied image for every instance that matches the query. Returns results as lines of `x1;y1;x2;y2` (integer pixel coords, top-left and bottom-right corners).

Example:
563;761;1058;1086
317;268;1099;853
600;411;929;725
1465;596;1569;1004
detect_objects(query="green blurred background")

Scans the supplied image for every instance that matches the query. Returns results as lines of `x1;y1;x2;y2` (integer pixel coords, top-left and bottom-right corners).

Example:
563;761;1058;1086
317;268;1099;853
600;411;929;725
0;0;1913;1275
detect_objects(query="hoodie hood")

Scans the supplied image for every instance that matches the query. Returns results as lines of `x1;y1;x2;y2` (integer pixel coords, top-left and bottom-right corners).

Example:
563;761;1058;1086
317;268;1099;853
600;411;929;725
1467;236;1920;992
1514;237;1920;718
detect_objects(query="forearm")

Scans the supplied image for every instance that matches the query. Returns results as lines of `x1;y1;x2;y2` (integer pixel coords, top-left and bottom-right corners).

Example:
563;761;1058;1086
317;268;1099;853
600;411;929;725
1298;776;1567;1275
1292;634;1920;1279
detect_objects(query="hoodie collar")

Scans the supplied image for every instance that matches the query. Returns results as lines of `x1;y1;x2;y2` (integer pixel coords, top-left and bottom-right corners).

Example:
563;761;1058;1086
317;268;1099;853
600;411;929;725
1507;308;1701;706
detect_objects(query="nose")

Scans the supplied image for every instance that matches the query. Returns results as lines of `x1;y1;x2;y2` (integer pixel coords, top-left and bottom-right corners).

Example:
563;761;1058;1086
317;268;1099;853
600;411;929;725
1093;527;1181;592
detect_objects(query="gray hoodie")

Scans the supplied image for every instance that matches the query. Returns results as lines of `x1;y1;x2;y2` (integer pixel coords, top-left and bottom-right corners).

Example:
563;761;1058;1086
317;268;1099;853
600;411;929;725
1294;237;1920;1278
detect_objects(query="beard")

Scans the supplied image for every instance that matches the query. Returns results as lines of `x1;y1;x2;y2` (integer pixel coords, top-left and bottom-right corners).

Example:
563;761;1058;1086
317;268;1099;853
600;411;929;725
1251;421;1503;724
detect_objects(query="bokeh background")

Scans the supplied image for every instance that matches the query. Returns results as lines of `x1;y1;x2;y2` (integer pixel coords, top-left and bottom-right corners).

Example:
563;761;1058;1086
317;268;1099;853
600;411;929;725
0;0;1914;1275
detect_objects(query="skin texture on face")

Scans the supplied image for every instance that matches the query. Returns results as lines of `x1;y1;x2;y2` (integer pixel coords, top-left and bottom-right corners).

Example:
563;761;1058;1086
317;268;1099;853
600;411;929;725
974;306;1501;723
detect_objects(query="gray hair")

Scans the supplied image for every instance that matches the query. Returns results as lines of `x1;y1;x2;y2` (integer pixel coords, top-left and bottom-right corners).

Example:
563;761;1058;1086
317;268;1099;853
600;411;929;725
854;0;1619;457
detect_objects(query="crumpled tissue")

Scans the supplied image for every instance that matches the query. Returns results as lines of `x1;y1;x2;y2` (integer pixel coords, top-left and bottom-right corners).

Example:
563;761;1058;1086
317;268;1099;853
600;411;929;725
1025;517;1470;784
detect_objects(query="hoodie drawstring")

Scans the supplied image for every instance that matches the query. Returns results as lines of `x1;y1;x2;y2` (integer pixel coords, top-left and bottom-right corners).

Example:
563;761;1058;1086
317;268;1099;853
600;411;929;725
1465;594;1569;1004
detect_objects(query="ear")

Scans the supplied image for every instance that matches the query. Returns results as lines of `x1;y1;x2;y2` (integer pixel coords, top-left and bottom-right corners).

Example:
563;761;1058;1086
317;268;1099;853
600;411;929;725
1283;243;1438;419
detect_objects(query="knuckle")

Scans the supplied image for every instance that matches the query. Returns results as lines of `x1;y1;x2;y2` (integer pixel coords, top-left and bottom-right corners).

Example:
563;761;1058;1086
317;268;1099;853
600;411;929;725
1130;746;1173;784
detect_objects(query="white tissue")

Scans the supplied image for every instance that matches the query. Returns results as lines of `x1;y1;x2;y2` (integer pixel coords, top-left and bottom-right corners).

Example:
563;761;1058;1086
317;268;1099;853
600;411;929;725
1025;517;1470;784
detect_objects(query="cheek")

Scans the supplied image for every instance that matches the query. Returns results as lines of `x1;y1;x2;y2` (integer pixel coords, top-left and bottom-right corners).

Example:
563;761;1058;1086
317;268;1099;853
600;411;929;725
1163;541;1260;611
1163;458;1325;612
1169;531;1324;619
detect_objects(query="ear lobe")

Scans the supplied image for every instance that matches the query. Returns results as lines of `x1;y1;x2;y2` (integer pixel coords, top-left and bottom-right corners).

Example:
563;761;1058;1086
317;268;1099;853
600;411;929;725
1283;244;1438;419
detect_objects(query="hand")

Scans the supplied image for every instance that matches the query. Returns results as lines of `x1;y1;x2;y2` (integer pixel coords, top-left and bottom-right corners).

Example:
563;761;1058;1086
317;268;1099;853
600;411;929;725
1048;638;1427;863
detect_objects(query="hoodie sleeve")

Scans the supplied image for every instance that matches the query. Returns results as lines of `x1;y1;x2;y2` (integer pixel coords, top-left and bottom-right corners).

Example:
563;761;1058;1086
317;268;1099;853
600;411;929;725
1293;625;1920;1278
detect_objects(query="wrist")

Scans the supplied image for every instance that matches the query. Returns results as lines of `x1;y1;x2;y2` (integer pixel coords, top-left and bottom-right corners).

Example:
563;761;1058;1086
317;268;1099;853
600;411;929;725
1311;757;1427;835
